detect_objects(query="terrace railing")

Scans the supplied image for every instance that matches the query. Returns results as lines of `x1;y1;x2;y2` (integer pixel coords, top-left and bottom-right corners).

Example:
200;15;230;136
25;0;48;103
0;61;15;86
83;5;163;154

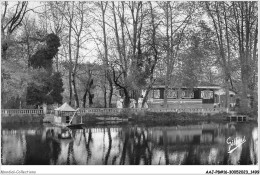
1;109;43;115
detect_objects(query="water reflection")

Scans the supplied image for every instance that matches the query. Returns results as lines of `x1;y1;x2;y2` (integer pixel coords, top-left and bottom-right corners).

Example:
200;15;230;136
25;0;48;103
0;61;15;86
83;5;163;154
1;122;258;165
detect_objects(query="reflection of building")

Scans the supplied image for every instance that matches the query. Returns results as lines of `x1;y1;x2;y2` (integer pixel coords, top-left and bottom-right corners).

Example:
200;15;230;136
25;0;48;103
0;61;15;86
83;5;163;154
148;124;219;146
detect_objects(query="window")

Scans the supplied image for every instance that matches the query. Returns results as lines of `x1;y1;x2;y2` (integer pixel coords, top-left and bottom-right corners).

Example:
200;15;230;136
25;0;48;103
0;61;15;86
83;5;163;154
182;90;194;98
153;89;160;99
201;90;213;99
167;89;177;98
66;116;70;123
148;91;153;98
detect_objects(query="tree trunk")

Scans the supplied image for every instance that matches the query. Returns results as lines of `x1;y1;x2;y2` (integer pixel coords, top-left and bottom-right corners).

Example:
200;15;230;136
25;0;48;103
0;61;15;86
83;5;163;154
101;2;113;108
141;2;159;108
163;129;169;165
108;82;113;108
1;42;8;60
123;89;130;108
68;14;73;105
240;65;250;112
88;91;93;107
68;71;72;105
72;73;79;108
103;85;107;108
224;77;230;110
82;90;87;108
142;85;153;108
164;2;170;108
104;128;112;165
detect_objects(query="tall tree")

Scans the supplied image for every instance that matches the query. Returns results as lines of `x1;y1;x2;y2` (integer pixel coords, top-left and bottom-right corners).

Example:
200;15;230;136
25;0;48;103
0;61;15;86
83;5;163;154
159;2;193;107
140;2;161;107
205;1;258;111
99;1;114;108
1;1;28;60
52;2;91;107
205;1;232;110
231;1;258;112
26;33;63;106
111;1;145;107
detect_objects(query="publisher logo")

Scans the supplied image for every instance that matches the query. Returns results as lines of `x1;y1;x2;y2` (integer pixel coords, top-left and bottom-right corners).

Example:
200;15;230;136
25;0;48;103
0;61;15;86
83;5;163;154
226;136;246;154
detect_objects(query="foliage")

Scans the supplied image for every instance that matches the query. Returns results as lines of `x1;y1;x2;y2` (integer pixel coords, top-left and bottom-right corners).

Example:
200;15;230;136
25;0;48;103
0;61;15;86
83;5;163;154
26;71;64;106
29;34;61;70
26;33;63;106
50;72;64;104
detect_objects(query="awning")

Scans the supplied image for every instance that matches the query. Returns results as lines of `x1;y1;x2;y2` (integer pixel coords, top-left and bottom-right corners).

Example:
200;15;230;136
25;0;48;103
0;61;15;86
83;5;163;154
55;102;76;112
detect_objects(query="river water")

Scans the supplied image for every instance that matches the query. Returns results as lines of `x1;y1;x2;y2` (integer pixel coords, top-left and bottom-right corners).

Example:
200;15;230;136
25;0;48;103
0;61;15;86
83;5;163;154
1;121;258;165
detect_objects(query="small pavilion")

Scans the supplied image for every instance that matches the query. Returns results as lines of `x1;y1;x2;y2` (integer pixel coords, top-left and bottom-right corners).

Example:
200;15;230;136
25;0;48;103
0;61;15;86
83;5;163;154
53;103;78;125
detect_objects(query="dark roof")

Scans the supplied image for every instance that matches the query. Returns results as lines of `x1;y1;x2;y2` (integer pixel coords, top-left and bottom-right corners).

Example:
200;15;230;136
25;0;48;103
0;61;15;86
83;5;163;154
153;79;220;87
197;82;219;87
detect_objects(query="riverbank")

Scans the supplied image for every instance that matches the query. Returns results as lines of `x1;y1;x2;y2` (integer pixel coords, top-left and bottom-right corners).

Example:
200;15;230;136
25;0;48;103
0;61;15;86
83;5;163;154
80;111;229;123
1;110;256;124
130;111;228;125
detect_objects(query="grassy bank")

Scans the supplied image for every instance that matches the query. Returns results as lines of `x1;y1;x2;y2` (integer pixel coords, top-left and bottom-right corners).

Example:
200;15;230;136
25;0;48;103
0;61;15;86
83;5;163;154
130;111;229;123
80;111;229;123
1;114;44;123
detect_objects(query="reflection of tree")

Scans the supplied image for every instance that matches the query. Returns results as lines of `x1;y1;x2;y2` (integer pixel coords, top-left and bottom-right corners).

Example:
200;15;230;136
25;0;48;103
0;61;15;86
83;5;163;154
119;127;153;165
128;128;142;164
119;128;129;165
83;128;93;164
219;124;233;165
218;124;256;165
237;124;253;165
222;125;232;164
185;145;201;165
25;129;61;165
250;128;258;164
112;133;121;165
66;140;76;165
112;155;119;165
50;139;61;165
104;128;112;165
45;129;61;165
142;130;153;165
163;130;169;165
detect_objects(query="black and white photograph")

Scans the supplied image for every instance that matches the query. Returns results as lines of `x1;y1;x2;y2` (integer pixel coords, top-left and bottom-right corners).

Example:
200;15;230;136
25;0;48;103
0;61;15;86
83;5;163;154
1;0;259;174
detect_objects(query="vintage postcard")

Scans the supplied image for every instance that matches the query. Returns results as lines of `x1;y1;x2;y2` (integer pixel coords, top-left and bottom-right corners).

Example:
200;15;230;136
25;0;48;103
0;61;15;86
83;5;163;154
1;1;258;174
